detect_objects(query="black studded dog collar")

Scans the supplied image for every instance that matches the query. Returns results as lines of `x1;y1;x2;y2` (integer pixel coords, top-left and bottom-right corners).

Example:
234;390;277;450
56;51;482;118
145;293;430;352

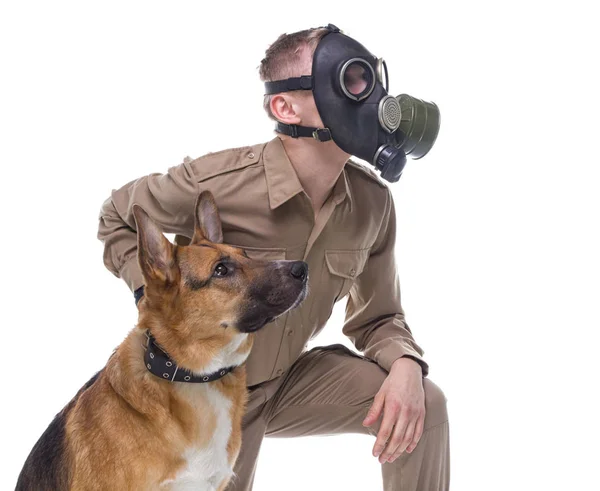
143;330;237;383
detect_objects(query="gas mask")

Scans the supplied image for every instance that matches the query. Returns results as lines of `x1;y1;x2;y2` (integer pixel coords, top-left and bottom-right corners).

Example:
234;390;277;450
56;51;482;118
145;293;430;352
264;24;440;183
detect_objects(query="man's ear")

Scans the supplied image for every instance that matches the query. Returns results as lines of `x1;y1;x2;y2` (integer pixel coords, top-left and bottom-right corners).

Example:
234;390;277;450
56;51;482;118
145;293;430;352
270;94;302;125
133;204;177;285
191;191;224;244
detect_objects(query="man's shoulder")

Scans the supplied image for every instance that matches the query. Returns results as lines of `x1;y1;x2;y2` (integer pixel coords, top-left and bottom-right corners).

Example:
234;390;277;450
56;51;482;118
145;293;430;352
345;158;389;191
186;141;269;182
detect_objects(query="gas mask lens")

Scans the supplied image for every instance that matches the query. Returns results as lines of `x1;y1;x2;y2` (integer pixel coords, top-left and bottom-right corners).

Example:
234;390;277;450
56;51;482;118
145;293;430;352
340;58;375;101
376;58;389;92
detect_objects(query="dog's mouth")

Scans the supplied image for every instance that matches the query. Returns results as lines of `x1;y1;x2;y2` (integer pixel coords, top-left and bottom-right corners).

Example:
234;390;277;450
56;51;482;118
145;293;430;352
237;316;275;333
289;284;308;311
236;281;308;334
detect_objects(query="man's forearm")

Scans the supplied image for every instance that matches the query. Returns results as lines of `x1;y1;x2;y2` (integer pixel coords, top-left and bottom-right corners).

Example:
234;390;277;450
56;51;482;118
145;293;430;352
346;312;429;376
97;159;201;293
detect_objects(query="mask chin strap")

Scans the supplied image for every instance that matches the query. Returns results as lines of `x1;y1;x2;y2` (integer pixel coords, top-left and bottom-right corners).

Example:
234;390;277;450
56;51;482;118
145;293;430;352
264;75;333;143
275;121;332;142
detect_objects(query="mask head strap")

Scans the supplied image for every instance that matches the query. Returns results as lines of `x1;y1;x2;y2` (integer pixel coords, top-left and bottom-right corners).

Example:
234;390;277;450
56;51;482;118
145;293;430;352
264;75;313;95
262;24;340;95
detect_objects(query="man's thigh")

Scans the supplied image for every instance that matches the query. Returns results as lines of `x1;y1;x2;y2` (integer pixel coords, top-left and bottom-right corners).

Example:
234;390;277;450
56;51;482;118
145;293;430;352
263;344;447;438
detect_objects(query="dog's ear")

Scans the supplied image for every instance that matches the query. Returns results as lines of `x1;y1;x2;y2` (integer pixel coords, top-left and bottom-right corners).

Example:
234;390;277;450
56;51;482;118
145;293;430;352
133;204;178;285
191;191;224;245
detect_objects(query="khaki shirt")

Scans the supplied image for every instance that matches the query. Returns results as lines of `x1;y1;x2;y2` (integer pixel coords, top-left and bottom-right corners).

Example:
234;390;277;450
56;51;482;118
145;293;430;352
98;136;428;386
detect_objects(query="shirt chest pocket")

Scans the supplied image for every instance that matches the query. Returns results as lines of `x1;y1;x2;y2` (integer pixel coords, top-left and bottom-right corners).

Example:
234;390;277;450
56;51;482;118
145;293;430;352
309;248;370;323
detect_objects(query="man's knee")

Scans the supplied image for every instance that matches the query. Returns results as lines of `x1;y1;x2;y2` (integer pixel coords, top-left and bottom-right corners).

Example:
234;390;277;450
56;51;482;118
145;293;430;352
423;378;448;430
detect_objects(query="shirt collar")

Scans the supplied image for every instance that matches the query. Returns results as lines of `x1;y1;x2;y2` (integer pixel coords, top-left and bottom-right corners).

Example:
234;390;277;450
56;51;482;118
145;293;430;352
263;137;353;212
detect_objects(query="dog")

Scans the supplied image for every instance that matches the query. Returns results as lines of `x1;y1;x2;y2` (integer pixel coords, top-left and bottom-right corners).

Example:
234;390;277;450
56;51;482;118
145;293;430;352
16;190;308;490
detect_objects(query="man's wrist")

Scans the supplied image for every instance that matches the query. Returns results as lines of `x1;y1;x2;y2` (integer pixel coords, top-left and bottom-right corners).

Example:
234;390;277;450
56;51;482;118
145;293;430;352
391;355;424;375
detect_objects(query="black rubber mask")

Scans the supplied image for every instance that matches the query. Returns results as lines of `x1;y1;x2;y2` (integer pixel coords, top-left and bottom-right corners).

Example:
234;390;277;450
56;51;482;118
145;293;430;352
264;24;440;183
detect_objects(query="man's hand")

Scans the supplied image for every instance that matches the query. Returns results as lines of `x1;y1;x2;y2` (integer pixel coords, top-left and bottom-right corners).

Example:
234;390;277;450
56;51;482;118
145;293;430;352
362;357;425;463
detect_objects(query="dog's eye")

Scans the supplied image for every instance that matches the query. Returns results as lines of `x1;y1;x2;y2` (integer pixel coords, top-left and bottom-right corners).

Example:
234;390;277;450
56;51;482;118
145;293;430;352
213;263;229;277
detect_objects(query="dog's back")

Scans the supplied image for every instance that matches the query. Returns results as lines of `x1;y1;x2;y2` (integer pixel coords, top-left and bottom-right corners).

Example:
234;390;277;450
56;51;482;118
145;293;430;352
16;371;102;490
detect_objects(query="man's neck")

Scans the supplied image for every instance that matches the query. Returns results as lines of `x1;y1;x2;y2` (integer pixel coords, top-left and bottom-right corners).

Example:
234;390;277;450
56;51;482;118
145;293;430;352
280;136;350;216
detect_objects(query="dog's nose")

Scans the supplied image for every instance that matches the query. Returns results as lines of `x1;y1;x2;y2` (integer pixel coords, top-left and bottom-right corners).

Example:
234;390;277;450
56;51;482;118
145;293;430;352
290;261;308;281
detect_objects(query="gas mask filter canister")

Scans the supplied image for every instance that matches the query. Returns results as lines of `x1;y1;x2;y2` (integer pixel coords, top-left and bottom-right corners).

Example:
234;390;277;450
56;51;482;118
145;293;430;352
264;24;440;183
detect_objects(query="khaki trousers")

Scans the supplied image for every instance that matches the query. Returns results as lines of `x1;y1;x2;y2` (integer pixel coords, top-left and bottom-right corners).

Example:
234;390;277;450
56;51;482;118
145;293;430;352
225;344;450;491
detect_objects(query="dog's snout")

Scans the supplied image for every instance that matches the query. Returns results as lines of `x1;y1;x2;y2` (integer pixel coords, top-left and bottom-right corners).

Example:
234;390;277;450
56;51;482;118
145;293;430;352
290;261;308;281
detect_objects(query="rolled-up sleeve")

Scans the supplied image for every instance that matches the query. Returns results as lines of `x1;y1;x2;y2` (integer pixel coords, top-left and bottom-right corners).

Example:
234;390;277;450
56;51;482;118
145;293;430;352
342;187;429;376
97;159;200;293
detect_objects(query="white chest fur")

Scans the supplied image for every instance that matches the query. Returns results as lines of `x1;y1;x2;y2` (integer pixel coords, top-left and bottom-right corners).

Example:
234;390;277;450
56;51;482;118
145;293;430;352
200;332;249;375
161;334;248;490
164;385;233;491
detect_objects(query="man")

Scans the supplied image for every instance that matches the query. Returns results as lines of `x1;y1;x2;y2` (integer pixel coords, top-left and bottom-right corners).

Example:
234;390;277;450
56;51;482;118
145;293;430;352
98;24;449;491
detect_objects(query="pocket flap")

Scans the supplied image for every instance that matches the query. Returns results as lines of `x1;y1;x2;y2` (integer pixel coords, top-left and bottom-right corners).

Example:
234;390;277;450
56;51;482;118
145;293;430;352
229;245;286;261
325;249;370;279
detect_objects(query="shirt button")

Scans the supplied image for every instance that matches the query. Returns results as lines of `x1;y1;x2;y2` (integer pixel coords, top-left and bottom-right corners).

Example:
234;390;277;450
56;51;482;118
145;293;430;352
349;268;356;277
248;152;255;159
287;329;294;336
276;368;283;376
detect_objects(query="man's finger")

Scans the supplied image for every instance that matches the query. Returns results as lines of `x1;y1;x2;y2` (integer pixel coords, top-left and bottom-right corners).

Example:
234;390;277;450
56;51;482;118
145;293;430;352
394;416;417;458
363;391;384;427
380;409;409;463
406;411;425;454
372;401;397;458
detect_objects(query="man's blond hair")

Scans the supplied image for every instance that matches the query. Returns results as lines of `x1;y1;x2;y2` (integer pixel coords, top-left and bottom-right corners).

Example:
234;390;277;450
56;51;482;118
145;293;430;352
259;27;329;121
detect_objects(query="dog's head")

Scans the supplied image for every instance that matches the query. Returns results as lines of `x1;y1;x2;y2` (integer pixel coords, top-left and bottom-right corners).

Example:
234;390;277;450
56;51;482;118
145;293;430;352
132;191;307;350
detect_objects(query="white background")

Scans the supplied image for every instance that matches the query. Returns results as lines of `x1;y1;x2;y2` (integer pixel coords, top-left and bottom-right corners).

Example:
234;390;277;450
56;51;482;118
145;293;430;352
1;1;598;490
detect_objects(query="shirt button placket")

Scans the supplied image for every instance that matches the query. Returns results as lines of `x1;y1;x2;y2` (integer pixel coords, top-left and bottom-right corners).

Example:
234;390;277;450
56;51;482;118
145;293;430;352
272;311;292;379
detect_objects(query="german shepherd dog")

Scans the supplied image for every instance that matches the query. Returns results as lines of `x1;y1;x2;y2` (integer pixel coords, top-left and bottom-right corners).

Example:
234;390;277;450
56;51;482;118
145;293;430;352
16;190;308;490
